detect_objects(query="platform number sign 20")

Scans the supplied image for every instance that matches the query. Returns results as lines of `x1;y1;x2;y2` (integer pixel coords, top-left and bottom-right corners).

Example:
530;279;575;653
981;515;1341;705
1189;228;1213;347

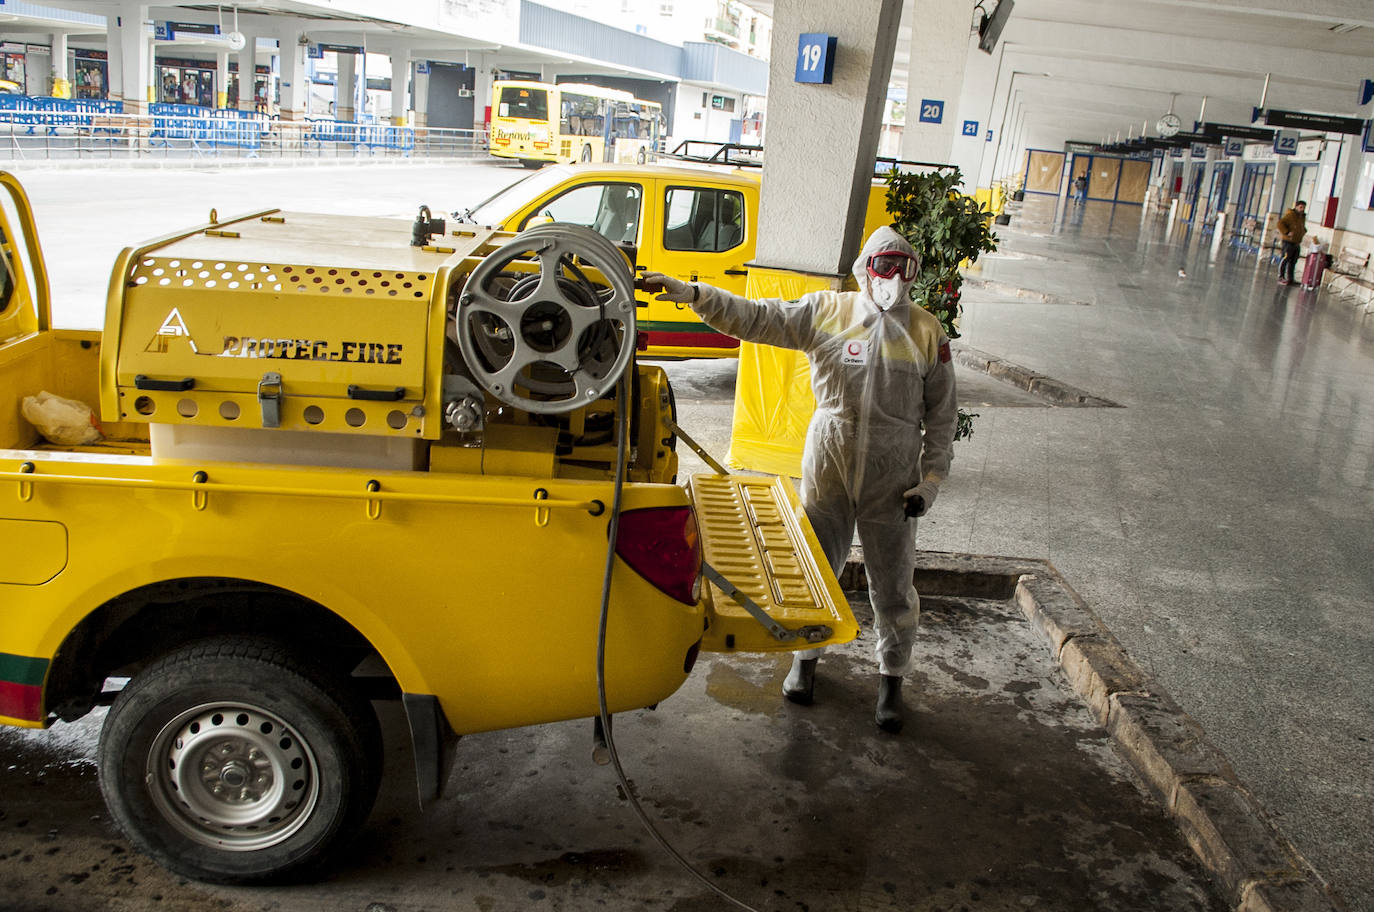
795;33;837;84
918;99;945;124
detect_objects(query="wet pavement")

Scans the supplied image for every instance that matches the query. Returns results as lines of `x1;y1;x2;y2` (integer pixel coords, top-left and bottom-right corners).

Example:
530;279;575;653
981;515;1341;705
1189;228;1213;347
0;585;1227;912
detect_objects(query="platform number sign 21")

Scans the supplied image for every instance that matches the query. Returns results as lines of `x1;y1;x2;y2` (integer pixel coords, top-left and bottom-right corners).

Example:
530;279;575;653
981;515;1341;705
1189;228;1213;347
962;120;979;137
795;33;837;84
918;99;945;124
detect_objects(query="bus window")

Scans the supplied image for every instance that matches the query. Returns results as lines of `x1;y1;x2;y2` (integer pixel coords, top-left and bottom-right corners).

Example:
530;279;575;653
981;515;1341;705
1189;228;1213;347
562;93;603;136
497;86;548;121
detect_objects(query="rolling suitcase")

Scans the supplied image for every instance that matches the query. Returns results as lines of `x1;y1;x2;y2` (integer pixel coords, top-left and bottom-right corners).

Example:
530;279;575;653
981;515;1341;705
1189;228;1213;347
1301;243;1328;290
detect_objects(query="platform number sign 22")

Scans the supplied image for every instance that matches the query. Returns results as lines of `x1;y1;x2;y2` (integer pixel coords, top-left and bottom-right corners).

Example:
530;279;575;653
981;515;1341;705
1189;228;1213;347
1273;130;1299;156
795;33;837;84
918;100;945;124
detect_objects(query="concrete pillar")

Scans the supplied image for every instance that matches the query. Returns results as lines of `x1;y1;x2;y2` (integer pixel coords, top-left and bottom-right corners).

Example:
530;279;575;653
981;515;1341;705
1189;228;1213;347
50;32;70;98
147;33;157;104
898;0;971;168
336;53;356;122
389;49;410;125
276;28;307;120
107;3;151;113
412;64;429;128
950;36;996;192
472;54;493;134
215;51;229;108
236;34;256;111
755;0;904;275
1332;96;1373;232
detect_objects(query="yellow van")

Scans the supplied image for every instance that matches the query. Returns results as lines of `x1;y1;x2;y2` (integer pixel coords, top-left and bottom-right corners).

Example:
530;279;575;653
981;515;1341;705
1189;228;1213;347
460;162;898;358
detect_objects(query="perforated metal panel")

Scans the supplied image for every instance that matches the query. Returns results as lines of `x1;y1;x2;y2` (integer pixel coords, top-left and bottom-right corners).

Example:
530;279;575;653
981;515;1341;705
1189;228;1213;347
691;473;857;652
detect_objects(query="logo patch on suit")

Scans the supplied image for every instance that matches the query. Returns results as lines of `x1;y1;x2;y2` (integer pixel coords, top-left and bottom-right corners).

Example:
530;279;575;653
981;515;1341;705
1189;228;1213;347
842;339;869;365
939;341;951;363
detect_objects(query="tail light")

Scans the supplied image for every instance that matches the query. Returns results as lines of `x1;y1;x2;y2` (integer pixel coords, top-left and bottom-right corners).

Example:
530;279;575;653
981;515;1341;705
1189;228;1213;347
614;506;702;605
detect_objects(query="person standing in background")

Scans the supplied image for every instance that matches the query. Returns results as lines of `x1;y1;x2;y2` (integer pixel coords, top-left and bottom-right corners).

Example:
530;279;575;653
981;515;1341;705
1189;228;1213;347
1276;200;1307;286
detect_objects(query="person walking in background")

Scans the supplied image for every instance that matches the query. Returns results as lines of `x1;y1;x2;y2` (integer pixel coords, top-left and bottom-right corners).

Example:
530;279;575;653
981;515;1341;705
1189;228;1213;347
640;226;957;734
1073;174;1088;206
1277;200;1307;286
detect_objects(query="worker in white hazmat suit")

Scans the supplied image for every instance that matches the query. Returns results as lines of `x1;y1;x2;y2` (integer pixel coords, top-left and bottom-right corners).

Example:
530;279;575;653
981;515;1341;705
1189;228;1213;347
641;225;957;733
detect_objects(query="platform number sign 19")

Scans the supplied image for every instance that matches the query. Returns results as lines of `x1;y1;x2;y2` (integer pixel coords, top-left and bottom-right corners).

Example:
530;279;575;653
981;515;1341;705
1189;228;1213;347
1273;130;1299;156
795;33;837;84
918;99;945;124
962;120;979;137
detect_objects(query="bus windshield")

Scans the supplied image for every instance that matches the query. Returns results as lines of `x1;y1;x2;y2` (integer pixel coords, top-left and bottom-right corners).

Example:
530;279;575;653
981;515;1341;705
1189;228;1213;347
497;85;549;121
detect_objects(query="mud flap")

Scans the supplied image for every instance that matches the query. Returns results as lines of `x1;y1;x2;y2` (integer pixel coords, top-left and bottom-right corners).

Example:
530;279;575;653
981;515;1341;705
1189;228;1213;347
688;473;858;653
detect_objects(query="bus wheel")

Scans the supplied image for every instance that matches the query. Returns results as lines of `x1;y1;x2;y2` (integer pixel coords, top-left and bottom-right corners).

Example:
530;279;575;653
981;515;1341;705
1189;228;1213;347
520;159;543;170
580;145;592;162
636;148;646;165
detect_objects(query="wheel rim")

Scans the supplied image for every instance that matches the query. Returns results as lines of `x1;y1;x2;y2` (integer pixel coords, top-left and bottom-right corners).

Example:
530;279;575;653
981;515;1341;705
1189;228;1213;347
146;702;321;852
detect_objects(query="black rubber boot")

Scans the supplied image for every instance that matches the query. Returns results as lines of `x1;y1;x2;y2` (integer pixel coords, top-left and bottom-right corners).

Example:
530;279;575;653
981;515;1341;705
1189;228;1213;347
782;656;818;705
875;675;904;733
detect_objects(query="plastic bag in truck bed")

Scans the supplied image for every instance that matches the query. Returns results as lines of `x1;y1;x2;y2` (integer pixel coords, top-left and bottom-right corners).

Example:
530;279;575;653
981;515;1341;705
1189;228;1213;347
21;390;104;446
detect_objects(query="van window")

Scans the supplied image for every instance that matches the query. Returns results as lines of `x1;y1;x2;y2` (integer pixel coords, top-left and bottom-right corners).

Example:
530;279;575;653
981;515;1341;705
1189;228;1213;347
0;226;14;315
521;182;642;245
663;187;744;253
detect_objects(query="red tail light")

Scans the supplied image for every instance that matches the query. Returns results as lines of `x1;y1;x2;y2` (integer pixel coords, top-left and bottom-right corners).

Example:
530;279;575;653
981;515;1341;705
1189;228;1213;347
614;506;702;605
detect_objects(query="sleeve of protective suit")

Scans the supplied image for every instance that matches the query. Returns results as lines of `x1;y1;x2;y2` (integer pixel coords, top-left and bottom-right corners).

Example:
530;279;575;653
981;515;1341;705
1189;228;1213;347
689;284;817;352
919;336;958;489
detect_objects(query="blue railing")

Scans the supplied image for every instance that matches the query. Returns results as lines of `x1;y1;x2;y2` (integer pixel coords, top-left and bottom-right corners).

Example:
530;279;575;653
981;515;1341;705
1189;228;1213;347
149;104;268;149
306;117;415;151
0;95;124;132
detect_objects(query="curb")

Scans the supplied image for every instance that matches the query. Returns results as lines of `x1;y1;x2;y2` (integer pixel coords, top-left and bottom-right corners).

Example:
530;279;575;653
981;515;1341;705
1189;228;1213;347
838;550;1346;912
952;343;1122;407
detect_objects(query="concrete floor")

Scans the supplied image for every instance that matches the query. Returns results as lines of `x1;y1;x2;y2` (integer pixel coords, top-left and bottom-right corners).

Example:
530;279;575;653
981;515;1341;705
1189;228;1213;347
0;164;1367;909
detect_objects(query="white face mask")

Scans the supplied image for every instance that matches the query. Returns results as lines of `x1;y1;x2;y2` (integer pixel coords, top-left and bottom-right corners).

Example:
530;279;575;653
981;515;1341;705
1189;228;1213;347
871;276;903;310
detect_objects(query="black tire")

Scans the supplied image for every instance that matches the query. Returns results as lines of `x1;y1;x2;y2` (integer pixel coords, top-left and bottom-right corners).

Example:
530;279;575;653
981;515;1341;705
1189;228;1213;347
580;144;592;162
519;158;543;170
636;148;646;165
98;637;382;885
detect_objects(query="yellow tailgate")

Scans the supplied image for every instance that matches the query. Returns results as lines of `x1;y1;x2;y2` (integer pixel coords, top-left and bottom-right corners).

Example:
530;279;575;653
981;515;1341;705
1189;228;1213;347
689;473;857;652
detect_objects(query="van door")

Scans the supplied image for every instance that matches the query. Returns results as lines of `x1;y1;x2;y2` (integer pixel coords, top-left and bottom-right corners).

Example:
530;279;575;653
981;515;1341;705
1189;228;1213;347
0;172;50;344
638;179;757;357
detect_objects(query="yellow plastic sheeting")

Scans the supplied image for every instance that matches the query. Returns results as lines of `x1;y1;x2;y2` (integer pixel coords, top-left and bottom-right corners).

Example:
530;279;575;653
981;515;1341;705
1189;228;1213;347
1025;151;1065;194
727;268;841;477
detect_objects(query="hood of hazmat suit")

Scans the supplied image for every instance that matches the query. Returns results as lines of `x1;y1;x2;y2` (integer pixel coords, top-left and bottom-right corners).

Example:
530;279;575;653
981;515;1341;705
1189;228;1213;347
688;225;958;676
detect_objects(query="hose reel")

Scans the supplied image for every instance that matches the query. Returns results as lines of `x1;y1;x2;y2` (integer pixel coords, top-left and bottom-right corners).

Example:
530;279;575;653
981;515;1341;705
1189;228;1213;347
456;224;637;415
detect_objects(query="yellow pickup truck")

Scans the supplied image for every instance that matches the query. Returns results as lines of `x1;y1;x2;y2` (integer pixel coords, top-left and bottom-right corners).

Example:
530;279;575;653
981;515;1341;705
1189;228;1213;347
0;173;855;884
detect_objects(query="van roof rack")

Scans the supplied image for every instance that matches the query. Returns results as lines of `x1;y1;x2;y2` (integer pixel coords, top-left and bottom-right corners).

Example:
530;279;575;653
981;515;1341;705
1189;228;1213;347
663;140;957;177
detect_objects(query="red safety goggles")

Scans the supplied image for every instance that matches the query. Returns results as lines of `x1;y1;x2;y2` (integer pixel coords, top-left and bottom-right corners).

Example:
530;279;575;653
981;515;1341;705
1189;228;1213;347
866;251;918;281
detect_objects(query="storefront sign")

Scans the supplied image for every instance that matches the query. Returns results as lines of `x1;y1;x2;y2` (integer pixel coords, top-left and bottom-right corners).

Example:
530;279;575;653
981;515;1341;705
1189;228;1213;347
1263;109;1366;135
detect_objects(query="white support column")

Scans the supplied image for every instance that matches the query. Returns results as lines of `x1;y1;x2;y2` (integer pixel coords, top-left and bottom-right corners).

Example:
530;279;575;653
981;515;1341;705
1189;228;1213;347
50;32;70;98
276;27;307;120
951;36;997;195
389;49;410;126
756;0;905;275
471;54;493;134
899;0;972;168
236;34;256;111
111;3;150;113
336;53;356;122
146;33;157;105
215;51;229;108
412;63;429;128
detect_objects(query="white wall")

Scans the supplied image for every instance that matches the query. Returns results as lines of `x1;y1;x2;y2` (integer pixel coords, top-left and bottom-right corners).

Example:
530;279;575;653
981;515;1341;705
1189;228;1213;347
671;82;742;145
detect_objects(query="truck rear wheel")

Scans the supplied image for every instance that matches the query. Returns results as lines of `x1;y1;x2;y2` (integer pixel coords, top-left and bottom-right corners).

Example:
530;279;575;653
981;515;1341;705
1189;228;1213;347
98;637;382;884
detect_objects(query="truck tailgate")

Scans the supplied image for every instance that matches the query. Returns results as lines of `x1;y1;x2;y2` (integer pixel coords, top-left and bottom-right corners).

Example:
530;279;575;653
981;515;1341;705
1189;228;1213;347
688;473;858;652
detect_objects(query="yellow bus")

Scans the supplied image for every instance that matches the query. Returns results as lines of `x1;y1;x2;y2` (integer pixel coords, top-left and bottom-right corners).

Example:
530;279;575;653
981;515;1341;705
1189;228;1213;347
490;80;662;169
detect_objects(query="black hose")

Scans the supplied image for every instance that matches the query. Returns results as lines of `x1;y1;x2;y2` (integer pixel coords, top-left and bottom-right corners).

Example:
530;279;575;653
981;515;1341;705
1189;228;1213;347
594;374;764;912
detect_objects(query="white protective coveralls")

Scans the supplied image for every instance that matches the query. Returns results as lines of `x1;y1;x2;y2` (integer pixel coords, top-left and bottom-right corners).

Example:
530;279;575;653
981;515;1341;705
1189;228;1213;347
653;226;957;676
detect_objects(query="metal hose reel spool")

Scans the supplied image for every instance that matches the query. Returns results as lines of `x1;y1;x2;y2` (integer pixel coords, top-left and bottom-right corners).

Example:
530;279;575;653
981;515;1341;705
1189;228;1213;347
456;224;637;415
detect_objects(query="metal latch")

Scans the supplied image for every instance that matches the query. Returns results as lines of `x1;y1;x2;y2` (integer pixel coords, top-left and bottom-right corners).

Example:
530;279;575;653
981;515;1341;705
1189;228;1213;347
701;562;833;644
258;372;283;428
